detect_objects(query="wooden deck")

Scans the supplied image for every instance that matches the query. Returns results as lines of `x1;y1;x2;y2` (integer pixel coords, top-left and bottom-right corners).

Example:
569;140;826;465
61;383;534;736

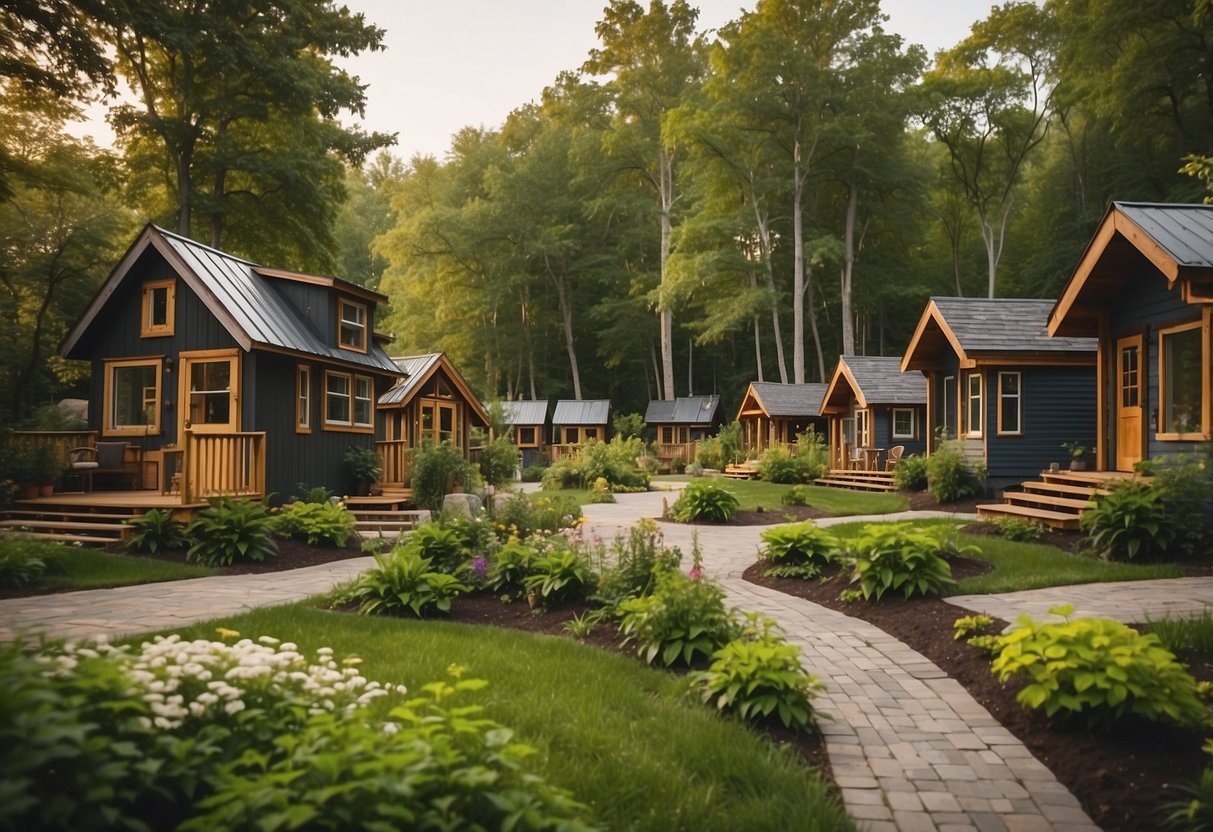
813;470;898;492
14;491;207;510
976;469;1134;530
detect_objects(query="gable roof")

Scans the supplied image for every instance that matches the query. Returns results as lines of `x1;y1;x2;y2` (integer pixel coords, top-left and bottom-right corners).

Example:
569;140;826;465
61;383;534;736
738;383;828;418
378;352;490;426
822;355;925;413
1049;202;1213;337
61;224;400;375
644;395;720;425
902;297;1096;371
499;400;549;426
552;399;610;426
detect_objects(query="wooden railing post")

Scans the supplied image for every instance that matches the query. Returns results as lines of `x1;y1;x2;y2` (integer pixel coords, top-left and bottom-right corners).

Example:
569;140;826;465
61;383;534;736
182;428;194;504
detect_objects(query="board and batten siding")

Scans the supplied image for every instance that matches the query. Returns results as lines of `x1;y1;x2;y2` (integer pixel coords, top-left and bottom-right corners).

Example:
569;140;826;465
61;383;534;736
871;405;927;459
983;366;1096;479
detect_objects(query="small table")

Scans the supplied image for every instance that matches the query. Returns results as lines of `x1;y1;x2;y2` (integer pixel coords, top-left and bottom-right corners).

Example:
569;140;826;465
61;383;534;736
860;447;885;471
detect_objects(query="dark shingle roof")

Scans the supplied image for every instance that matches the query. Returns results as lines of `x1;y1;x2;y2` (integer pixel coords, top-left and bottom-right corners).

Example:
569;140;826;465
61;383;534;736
930;298;1096;354
843;356;926;405
552;399;610;425
499;400;548;426
748;383;828;417
644;395;720;425
1115;202;1213;268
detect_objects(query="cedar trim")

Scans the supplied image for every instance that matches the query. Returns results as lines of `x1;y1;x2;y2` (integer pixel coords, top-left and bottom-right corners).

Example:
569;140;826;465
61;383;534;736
178;348;241;435
820;360;864;414
1049;209;1119;337
925;373;935;454
900;300;969;372
337;299;369;354
253;267;387;304
102;355;163;437
250;342;401;379
1112;211;1180;286
321;369;375;434
1096;312;1108;471
295;364;312;434
140;278;176;338
381;354;490;427
968;355;1097;368
1155;316;1212;441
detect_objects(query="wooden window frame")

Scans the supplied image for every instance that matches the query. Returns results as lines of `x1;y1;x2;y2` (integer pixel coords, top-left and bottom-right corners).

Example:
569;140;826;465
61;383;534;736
517;426;537;448
140;279;175;338
103;356;162;436
323;370;374;433
942;374;956;440
180;349;241;434
296;364;312;434
965;372;984;438
337;299;368;353
891;407;916;440
1157;319;1211;441
855;408;871;447
996;371;1023;436
564;427;579;445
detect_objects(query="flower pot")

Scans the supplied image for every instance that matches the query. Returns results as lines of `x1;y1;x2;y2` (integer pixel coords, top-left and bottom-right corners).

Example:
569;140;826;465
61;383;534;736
19;484;39;500
38;484;54;497
1070;460;1087;471
1048;462;1060;472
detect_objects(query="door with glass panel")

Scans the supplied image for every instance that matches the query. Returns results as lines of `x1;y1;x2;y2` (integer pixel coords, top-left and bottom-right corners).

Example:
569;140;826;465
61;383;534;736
179;351;240;434
1115;334;1143;471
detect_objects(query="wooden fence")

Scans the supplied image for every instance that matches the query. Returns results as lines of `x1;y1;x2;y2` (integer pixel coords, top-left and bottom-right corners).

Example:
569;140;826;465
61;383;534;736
181;430;266;503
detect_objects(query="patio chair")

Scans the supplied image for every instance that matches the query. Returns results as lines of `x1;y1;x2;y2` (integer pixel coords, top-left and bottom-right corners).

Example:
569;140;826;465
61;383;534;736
68;442;138;492
847;446;866;470
885;445;905;471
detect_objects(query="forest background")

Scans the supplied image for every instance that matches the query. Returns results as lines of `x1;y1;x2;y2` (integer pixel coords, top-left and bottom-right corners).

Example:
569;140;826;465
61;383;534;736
3;0;1212;427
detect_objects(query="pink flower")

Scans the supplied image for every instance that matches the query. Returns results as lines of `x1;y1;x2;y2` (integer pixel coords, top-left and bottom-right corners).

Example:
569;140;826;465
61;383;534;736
688;567;702;581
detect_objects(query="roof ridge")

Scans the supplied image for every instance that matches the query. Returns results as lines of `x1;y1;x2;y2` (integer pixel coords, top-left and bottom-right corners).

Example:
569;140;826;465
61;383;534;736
151;224;260;267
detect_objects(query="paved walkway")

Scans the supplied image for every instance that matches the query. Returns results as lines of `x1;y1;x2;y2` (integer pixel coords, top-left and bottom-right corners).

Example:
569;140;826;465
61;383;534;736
948;576;1213;626
5;486;1212;830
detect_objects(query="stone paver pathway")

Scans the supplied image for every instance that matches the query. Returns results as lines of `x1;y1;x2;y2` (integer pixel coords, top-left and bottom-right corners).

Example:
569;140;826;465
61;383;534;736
948;576;1213;626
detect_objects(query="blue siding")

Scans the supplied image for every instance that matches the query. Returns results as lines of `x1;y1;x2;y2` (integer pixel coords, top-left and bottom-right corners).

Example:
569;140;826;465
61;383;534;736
872;405;926;458
984;366;1096;479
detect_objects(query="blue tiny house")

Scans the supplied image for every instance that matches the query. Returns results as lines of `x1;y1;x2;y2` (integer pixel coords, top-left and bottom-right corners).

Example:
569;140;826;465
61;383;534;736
1048;202;1213;471
820;356;927;470
901;298;1098;488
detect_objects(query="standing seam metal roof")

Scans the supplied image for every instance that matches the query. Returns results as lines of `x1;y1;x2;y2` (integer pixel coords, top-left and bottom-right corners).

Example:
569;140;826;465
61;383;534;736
377;353;443;405
499;400;549;426
552;399;610;425
929;298;1097;354
1115;202;1213;268
644;395;720;424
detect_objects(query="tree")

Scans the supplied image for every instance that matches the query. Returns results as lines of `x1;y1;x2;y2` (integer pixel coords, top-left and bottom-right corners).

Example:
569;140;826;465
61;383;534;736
334;151;403;288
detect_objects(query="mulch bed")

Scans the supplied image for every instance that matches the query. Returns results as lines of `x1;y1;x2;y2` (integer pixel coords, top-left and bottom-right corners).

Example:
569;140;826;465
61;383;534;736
743;560;1210;832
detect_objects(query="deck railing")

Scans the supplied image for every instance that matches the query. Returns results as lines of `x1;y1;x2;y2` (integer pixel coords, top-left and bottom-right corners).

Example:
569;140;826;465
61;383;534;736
375;439;411;485
181;430;266;503
9;430;99;468
654;442;699;465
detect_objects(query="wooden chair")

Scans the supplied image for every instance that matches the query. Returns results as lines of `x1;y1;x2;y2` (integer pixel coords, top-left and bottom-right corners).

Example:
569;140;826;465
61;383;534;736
884;445;905;471
68;442;138;492
847;446;866;470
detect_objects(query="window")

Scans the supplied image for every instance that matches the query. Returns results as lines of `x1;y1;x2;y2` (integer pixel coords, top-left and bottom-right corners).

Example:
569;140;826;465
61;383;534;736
942;375;956;439
104;358;161;436
1159;321;1209;439
296;365;311;433
141;280;175;337
661;426;673;444
854;409;871;446
997;372;1022;435
324;371;374;431
564;427;579;444
841;416;856;446
584;428;599;441
185;355;238;431
518;426;537;447
965;373;983;437
337;300;367;352
892;408;915;439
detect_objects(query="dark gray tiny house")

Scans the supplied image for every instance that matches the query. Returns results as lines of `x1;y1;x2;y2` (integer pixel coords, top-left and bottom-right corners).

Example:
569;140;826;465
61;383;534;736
645;395;721;466
1048;202;1213;471
60;224;403;502
820;356;927;470
901;298;1098;488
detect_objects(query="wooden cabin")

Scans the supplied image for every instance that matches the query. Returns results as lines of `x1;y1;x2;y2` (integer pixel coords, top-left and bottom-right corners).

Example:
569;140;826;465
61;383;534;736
820;356;927;471
377;352;490;487
1048;201;1213;472
645;395;721;465
499;400;549;468
549;399;610;460
735;382;829;453
56;224;403;505
901;297;1098;488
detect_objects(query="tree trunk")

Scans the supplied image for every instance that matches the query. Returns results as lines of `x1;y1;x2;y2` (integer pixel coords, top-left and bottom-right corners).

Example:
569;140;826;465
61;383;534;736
650;340;663;400
753;207;788;383
792;148;805;384
749;270;763;382
805;264;826;382
686;335;693;395
658;148;676;400
548;260;582;400
840;180;859;356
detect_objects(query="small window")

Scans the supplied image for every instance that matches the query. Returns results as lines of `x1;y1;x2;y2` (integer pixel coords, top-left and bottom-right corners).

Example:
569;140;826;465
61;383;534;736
296;365;311;433
104;358;161;436
325;372;351;425
892;408;915;440
584;428;599;441
518;426;537;447
1159;321;1209;438
324;371;373;431
855;409;871;447
354;376;373;427
997;372;1022;436
141;279;175;337
965;373;983;438
338;300;367;352
564;427;579;444
661;426;673;444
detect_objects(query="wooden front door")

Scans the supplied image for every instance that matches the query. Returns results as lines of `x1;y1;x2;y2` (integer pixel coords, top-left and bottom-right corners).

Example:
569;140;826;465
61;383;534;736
1115;334;1143;471
179;350;240;435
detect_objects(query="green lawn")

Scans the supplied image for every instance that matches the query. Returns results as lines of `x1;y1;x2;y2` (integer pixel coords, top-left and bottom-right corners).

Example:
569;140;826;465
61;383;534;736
6;543;214;593
705;478;909;515
149;604;853;832
824;518;1181;594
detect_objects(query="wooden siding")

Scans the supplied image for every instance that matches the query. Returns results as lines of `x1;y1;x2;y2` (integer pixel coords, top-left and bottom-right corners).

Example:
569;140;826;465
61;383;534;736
983;366;1096;479
871;406;927;458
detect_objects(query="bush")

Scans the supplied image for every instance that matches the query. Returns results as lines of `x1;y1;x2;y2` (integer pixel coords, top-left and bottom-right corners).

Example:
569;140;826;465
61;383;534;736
405;523;465;573
845;523;962;601
344;445;381;484
781;485;810;506
993;516;1045;543
523;547;596;607
270;500;355;547
759;521;840;579
541;457;583;490
594;518;682;608
494;493;582;540
520;464;545;483
792;428;829;480
716;421;745;467
352;549;469;617
487;540;538;594
125;508;189;553
926;441;986;503
1081;480;1174;561
0;539;63;588
543;438;650;492
186;498;277;567
410;442;473;511
756;445;805;484
695;436;724;470
617;570;738;667
477;436;520;486
670;480;739;523
612;411;647;440
1144;454;1213;558
893;454;928;491
991;603;1208;728
293;483;333;503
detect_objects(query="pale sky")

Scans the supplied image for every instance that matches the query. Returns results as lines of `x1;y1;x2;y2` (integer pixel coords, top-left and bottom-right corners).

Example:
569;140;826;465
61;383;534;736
70;0;993;161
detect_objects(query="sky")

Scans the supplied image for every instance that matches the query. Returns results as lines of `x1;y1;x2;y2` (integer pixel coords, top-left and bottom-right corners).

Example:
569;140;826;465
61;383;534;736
70;0;995;161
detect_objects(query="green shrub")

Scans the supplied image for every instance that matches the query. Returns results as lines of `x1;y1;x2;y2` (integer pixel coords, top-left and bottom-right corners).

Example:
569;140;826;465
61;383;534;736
780;484;810;506
1148;611;1213;660
926;440;986;503
695;436;724;470
1081;480;1174;561
270;500;355;547
594;518;682;607
494;493;582;540
1142;454;1213;558
520;464;545;483
757;445;805;484
580;437;651;491
477;436;520;486
410;442;473;511
186;497;277;567
617;570;738;667
991;603;1208;728
352;549;469;617
405;523;465;573
487;540;539;594
845;522;962;600
893;454;928;491
759;521;840;579
523;547;596;607
541;457;583;490
0;539;63;588
344;445;381;484
792;428;829;480
124;507;189;554
293;483;333;503
612;411;647;440
670;480;740;523
716;421;745;467
993;516;1045;543
1165;740;1213;831
691;617;825;731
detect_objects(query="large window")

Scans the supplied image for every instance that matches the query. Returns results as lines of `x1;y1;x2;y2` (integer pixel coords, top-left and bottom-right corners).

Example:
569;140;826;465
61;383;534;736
324;371;373;431
892;408;915;440
337;300;367;352
965;373;983;438
104;358;161;436
296;365;311;433
141;280;175;337
997;372;1022;436
1159;321;1209;439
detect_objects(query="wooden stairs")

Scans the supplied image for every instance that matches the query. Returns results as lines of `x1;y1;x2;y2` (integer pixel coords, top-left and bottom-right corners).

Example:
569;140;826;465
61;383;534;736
813;469;898;492
723;464;760;480
976;470;1130;530
0;500;144;546
344;487;428;544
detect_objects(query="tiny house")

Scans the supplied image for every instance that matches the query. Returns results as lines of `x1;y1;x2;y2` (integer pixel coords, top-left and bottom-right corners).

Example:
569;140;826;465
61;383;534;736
550;399;610;460
645;395;721;466
820;356;927;470
499;400;550;468
735;382;829;453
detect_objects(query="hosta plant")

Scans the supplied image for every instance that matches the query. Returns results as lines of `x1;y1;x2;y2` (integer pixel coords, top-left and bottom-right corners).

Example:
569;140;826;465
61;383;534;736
1081;480;1175;561
759;521;840;579
522;548;596;607
991;604;1208;728
352;549;469;618
125;508;189;553
487;540;538;595
616;570;738;667
406;523;465;573
0;539;63;588
670;480;739;523
186;498;277;567
845;523;963;601
270;500;355;547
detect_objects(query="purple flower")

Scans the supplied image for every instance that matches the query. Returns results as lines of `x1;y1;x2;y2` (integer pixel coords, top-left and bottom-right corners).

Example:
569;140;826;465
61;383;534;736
471;556;490;583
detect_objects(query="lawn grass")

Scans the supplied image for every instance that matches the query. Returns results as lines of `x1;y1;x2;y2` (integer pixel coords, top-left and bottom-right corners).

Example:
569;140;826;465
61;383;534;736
526;487;597;506
823;518;1181;595
708;478;908;515
151;604;853;832
8;543;214;593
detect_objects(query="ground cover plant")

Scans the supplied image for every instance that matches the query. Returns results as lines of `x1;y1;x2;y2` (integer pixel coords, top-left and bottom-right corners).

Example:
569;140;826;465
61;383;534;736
844;522;962;600
124;508;189;553
270;499;356;547
616;568;738;667
926;440;986;503
758;521;841;579
669;479;739;522
185;497;277;567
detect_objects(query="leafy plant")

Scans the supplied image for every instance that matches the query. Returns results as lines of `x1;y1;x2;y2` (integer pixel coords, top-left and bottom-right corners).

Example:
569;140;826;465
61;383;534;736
612;411;646;440
892;454;929;491
953;614;995;641
405;523;465;573
845;522;963;600
670;480;739;522
993;516;1045;543
616;570;738;667
270;500;355;547
125;507;189;553
293;483;333;503
520;464;545;483
487;540;538;594
0;539;63;587
926;440;986;503
991;603;1208;728
410;442;472;511
523;548;596;607
593;518;682;607
494;493;582;539
352;549;469;617
756;445;808;484
185;498;277;567
477;435;520;486
781;485;810;506
759;521;840;579
1149;611;1213;660
564;611;603;640
1165;739;1213;832
344;445;381;483
1081;480;1175;561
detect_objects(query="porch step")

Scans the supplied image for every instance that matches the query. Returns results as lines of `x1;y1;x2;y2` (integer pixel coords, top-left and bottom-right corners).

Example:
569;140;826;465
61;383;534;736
1004;492;1095;512
975;503;1083;531
0;509;135;546
723;464;759;480
350;508;431;543
813;471;898;492
1021;480;1109;499
0;530;121;546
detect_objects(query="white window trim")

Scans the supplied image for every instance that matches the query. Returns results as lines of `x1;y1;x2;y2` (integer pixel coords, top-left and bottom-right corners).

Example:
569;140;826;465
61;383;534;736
892;407;916;440
996;371;1022;436
337;299;368;353
965;372;983;438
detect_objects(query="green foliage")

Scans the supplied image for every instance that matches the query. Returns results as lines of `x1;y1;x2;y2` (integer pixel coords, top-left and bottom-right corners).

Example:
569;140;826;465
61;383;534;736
1081;480;1175;561
124;507;188;554
579;437;651;491
405;523;465;573
410;442;473;511
352;549;470;617
756;445;807;484
541;457;583;490
478;435;520;486
792;428;829;480
926;441;987;503
612;411;647;439
670;480;739;522
953;614;996;641
494;493;582;540
270;500;355;547
1165;739;1213;832
293;483;334;504
593;518;683;608
1148;611;1213;661
695;422;745;471
759;521;840;579
0;538;62;587
523;547;596;607
186;498;277;567
893;454;929;491
520;465;545;483
1135;455;1213;559
993;516;1045;543
991;604;1208;728
343;445;381;482
780;484;810;506
845;522;962;601
563;611;602;640
691;617;825;731
488;540;539;595
617;570;738;667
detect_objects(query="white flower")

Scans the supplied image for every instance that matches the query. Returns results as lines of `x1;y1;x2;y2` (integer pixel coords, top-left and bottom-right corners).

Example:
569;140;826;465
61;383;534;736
224;700;245;715
382;722;400;736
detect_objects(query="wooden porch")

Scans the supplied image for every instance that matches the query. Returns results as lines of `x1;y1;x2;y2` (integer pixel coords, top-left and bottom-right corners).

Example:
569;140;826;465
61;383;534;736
976;470;1135;530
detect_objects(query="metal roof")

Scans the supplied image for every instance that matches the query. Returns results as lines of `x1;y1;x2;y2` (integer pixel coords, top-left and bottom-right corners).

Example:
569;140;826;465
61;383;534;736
748;383;828;417
499;400;549;425
552;399;610;425
1115;202;1213;268
929;298;1097;354
644;395;720;425
378;353;442;405
842;356;926;405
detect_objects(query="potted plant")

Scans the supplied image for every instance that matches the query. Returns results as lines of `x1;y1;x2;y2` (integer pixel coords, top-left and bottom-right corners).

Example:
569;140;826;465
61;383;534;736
6;443;39;500
1062;442;1090;471
32;445;62;496
344;446;381;496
